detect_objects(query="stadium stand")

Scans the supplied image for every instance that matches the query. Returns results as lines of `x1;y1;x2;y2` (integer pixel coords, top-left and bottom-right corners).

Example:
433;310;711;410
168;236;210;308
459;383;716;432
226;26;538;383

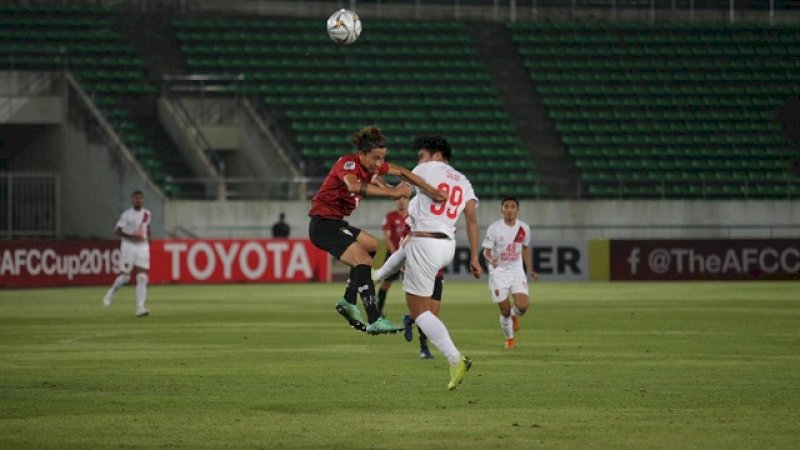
509;21;800;198
172;17;546;199
0;3;187;196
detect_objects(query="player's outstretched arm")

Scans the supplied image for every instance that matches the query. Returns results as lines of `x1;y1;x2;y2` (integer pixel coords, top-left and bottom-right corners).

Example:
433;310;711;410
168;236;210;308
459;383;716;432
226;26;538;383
343;173;411;199
386;163;447;202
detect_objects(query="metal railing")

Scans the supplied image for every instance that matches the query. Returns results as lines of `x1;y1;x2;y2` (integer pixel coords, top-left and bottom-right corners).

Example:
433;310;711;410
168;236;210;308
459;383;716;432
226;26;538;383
163;175;800;201
0;172;60;239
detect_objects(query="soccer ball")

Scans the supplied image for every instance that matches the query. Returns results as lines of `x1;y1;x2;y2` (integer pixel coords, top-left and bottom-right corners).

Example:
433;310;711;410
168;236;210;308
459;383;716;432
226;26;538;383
326;9;361;45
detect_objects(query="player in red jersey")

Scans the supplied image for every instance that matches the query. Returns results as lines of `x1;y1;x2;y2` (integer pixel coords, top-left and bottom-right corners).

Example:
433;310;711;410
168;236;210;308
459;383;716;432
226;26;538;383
308;125;446;335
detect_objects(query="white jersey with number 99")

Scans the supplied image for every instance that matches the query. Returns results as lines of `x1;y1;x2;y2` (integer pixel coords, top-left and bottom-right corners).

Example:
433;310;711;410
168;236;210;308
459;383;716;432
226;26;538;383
407;161;478;239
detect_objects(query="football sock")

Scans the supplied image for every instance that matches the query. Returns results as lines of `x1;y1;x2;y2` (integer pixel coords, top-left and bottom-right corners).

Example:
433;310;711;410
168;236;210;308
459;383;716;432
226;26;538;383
374;247;406;281
415;311;460;366
353;264;381;323
418;326;429;349
343;268;358;304
111;273;130;292
104;273;129;304
377;287;388;312
500;314;514;339
432;275;443;301
511;306;523;317
136;273;148;309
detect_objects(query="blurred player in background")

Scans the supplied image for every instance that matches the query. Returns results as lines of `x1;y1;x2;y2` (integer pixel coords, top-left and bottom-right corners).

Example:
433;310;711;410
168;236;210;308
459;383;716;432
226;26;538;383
308;125;446;335
482;197;539;349
377;194;409;311
401;135;481;390
103;190;151;317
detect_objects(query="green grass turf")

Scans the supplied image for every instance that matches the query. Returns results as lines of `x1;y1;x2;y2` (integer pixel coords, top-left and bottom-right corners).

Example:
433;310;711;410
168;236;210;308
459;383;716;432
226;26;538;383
1;281;798;449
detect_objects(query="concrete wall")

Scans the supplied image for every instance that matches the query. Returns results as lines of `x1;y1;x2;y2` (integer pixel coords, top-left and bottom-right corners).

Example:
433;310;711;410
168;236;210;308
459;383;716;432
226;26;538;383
1;71;166;239
57;121;166;239
165;199;800;240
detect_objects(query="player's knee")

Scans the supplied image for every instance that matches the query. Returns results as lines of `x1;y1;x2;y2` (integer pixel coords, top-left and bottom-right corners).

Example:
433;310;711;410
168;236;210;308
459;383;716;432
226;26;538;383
136;273;148;286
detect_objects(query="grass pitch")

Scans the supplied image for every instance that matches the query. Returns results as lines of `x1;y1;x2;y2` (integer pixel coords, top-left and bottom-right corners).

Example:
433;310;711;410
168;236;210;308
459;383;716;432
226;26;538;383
1;281;798;449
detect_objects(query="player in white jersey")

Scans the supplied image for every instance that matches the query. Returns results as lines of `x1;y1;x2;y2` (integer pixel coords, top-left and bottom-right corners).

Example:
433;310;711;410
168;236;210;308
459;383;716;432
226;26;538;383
103;190;151;317
402;135;481;390
482;197;539;349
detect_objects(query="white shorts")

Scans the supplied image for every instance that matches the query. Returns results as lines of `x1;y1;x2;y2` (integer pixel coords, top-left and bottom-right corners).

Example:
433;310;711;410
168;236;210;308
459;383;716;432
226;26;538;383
487;268;528;303
402;237;455;297
119;243;150;272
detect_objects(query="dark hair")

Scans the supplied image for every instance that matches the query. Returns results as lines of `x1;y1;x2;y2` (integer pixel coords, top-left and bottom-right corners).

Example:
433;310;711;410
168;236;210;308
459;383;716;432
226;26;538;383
352;125;387;152
411;135;452;161
501;197;519;207
131;190;144;197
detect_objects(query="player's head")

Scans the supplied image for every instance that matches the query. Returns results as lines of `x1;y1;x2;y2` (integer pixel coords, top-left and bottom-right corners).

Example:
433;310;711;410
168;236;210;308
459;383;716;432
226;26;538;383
393;193;410;212
501;196;519;221
131;190;144;209
412;135;452;163
352;125;388;174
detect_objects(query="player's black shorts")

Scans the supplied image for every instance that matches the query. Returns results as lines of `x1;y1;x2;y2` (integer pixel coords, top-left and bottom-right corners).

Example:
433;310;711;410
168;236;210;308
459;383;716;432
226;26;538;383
308;216;362;260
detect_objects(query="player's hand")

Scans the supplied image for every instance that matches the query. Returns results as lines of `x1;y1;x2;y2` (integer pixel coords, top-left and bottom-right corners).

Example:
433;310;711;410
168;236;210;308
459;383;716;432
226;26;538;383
529;271;540;282
128;234;145;242
470;257;482;279
391;183;411;199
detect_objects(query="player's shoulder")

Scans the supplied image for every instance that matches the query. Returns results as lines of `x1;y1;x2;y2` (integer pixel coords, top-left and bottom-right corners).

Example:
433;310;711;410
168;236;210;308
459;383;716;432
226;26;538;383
336;153;359;171
487;219;504;230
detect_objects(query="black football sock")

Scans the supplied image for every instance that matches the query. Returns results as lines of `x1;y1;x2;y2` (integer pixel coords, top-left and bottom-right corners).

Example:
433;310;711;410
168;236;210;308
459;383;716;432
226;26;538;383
418;327;428;350
377;287;388;312
353;264;381;323
343;268;358;305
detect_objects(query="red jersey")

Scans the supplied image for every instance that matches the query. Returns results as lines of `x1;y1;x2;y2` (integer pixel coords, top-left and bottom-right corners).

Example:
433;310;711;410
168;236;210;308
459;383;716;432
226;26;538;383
382;210;409;250
309;153;389;219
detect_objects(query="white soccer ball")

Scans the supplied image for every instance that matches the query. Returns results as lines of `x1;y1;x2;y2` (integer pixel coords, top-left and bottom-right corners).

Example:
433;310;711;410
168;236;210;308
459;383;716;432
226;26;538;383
326;9;361;45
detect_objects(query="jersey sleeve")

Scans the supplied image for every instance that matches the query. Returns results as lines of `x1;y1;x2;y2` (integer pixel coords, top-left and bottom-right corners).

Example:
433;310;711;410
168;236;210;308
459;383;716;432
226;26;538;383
481;224;495;249
381;214;391;231
462;179;479;207
115;212;126;230
332;156;358;181
522;222;531;247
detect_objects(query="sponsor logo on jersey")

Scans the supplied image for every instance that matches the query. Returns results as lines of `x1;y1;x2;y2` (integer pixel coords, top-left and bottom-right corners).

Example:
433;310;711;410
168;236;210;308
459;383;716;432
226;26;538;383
344;161;356;170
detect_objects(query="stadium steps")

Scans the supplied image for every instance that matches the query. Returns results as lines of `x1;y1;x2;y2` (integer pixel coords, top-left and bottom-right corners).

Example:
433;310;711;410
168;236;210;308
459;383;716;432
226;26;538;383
466;21;581;199
0;4;189;197
509;22;800;199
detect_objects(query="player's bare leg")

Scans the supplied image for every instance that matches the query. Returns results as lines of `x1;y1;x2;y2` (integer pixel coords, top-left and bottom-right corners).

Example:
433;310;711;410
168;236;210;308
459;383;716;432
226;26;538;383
510;293;529;332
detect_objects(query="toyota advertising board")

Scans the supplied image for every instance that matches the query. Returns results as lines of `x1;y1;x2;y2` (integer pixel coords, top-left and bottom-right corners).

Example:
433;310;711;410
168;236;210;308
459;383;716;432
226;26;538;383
1;239;331;288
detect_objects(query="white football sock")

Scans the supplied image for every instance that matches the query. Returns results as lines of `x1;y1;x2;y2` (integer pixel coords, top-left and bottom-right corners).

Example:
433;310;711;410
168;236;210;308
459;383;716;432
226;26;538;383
510;306;520;317
500;314;514;339
415;311;460;366
107;274;130;296
374;246;406;281
113;273;130;290
136;273;148;309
